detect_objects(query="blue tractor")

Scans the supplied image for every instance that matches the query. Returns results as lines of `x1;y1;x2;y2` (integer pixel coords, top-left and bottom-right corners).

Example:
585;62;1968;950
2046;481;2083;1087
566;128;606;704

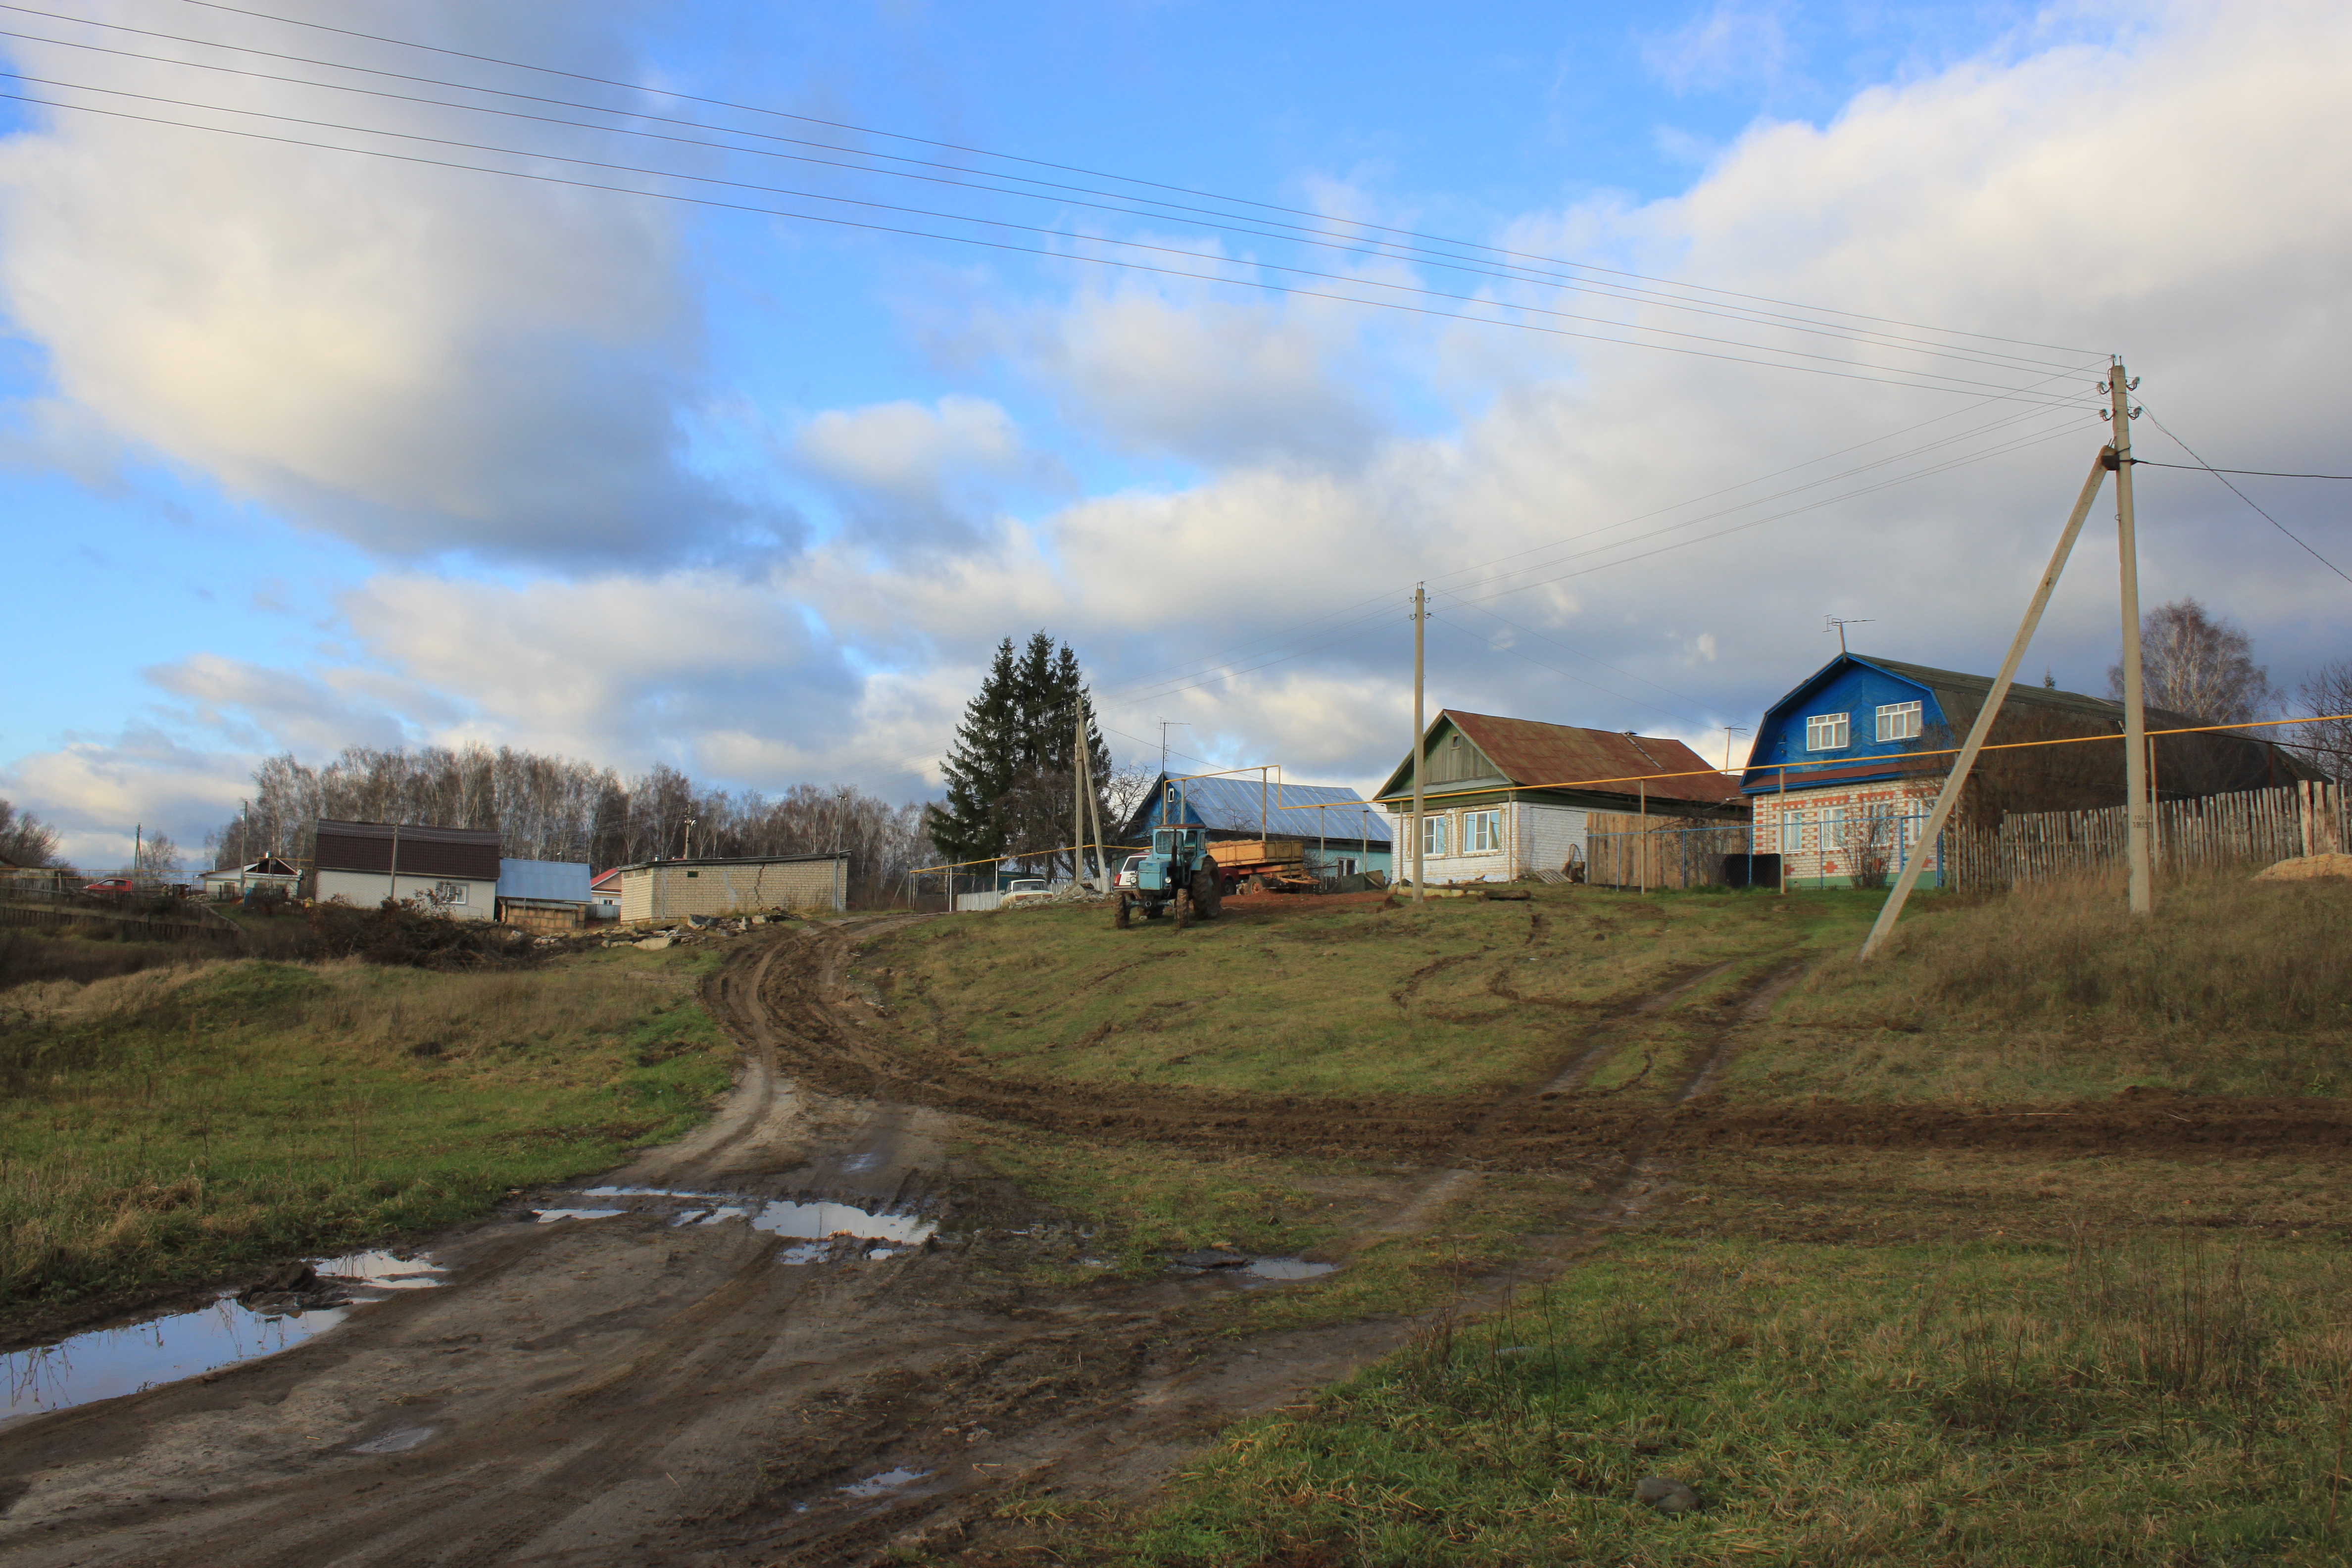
1114;825;1223;929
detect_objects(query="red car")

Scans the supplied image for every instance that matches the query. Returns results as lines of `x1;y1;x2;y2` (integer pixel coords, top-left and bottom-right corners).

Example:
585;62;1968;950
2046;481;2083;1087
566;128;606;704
82;877;135;897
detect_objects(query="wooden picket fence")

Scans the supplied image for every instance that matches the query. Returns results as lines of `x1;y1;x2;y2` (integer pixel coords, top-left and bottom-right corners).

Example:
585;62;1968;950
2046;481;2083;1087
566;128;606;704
1584;813;1752;890
1945;780;2346;889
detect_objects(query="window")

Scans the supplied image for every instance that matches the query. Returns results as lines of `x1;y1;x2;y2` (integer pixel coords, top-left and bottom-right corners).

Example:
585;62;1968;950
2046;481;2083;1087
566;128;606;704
1875;701;1922;742
1421;815;1449;857
1821;806;1847;852
1467;809;1502;853
1806;712;1850;751
431;880;467;905
1780;815;1803;856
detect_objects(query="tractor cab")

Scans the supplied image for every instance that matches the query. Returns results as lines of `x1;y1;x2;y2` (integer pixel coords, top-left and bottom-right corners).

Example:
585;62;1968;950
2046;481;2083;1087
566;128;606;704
1117;825;1220;929
1138;826;1207;891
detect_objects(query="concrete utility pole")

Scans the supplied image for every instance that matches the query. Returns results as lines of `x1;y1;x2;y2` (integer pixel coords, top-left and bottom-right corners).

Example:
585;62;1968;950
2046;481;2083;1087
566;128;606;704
2110;359;2153;915
1722;727;1749;771
1072;703;1085;887
1860;444;2113;960
1411;583;1426;903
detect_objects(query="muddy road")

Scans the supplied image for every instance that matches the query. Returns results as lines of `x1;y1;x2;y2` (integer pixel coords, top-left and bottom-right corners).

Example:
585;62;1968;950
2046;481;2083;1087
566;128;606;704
4;916;2343;1567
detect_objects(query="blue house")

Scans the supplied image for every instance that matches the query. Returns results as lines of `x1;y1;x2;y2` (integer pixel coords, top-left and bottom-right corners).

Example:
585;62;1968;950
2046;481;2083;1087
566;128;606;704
1119;773;1394;877
1742;653;2317;887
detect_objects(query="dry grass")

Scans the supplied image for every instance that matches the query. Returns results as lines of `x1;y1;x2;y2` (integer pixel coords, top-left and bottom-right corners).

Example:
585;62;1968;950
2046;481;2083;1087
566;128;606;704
867;888;1863;1097
1721;872;2352;1102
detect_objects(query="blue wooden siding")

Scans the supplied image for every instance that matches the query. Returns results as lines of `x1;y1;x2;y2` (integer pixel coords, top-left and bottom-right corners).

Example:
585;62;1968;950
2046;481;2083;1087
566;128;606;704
1742;656;1951;795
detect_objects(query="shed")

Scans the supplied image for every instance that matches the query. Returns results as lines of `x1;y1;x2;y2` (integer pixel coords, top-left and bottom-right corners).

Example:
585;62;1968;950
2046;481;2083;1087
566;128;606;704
1119;774;1393;877
1373;711;1746;883
313;819;502;920
495;859;592;932
615;853;849;923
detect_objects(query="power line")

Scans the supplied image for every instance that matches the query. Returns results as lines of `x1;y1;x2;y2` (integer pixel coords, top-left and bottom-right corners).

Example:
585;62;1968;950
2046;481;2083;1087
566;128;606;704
0;66;2102;406
174;0;2102;360
2136;405;2352;587
0;18;2088;381
2132;460;2352;481
0;84;2099;410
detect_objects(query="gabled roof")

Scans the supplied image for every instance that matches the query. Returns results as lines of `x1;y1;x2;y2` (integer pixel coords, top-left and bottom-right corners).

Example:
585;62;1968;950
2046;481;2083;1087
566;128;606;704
1120;775;1392;843
589;867;621;891
1376;711;1742;809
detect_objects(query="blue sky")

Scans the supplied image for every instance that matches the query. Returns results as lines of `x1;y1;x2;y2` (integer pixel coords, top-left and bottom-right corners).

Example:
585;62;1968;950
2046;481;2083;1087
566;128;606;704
2;0;2347;868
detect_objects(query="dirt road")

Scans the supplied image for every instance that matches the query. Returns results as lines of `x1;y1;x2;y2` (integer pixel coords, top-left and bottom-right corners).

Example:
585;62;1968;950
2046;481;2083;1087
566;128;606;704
4;916;2342;1567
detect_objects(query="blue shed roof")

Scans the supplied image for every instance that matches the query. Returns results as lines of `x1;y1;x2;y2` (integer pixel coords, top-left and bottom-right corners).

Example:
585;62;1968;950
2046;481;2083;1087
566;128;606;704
1123;775;1393;843
496;858;592;902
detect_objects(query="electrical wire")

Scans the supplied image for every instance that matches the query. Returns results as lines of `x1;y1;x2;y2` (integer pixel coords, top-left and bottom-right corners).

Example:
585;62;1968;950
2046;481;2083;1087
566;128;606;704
2131;460;2352;481
171;0;2105;359
0;70;2101;405
2135;405;2352;586
0;18;2090;381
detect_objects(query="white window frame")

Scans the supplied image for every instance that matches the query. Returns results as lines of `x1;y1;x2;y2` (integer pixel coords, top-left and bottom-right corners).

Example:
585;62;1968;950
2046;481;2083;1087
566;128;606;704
1820;806;1847;855
1875;701;1922;743
1421;815;1449;858
1806;712;1850;751
1780;815;1803;856
1466;808;1502;854
431;880;468;905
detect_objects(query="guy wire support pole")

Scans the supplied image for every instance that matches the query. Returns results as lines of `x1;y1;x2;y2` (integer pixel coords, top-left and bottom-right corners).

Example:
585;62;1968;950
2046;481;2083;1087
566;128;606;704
2111;358;2153;915
1412;583;1427;903
1860;443;2114;960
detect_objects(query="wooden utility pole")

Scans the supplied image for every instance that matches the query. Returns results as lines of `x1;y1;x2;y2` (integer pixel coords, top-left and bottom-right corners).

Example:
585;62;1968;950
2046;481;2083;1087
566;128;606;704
2110;359;2153;915
1411;584;1426;903
1860;445;2113;960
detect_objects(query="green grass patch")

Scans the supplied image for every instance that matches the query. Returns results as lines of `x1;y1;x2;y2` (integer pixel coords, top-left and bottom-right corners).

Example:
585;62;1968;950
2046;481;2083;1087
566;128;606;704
1088;1228;2352;1566
0;945;737;1328
869;888;1874;1097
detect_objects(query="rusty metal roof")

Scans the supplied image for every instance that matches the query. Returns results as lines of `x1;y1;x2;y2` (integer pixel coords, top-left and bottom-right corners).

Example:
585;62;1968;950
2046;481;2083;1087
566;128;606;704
1379;711;1745;811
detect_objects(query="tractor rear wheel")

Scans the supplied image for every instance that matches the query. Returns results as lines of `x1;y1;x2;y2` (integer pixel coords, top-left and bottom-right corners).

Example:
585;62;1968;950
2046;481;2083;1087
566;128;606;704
1192;864;1222;919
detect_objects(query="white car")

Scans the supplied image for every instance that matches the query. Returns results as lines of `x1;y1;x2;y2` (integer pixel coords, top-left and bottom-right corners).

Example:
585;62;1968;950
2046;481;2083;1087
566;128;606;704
1115;854;1145;890
999;877;1055;907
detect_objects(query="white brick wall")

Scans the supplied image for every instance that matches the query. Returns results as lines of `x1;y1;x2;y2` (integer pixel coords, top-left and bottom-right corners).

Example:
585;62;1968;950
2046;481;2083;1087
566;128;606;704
1754;780;1943;885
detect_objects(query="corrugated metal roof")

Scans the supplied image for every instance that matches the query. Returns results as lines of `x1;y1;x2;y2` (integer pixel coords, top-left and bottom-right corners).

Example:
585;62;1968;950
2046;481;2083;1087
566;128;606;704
315;818;502;880
496;859;592;902
1382;712;1744;810
1136;776;1393;841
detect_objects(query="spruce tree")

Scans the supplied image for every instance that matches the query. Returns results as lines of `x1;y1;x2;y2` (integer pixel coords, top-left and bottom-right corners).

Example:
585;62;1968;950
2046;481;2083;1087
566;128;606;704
931;633;1114;877
932;637;1022;868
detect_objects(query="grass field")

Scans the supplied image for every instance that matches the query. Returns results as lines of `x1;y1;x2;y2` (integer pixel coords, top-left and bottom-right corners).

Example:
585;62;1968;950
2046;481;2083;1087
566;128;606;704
877;875;2352;1106
866;887;1879;1096
0;940;736;1331
1098;1227;2352;1566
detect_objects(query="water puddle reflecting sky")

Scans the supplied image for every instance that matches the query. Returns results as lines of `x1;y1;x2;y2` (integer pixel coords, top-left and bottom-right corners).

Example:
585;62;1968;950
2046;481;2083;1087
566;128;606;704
2;1252;446;1425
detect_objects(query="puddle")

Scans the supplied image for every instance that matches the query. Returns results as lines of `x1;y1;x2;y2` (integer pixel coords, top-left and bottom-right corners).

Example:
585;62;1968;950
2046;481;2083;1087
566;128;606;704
351;1424;436;1453
1245;1258;1337;1280
838;1466;931;1499
542;1187;935;1255
750;1199;934;1246
4;1248;446;1424
316;1251;448;1289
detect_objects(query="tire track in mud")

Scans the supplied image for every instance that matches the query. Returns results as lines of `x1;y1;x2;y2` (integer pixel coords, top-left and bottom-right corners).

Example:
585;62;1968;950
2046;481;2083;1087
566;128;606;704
787;922;2352;1163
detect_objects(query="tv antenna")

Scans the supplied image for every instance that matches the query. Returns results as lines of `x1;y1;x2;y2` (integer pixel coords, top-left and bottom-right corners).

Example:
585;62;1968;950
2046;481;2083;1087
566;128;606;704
1157;719;1190;772
1824;615;1875;654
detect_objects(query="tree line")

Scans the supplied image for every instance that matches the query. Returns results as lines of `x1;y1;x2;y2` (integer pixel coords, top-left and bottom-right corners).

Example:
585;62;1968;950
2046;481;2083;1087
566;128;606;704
206;745;928;906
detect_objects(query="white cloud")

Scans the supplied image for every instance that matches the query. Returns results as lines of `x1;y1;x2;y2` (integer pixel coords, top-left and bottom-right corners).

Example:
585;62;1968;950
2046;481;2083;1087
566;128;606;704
792;394;1051;550
0;0;749;566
